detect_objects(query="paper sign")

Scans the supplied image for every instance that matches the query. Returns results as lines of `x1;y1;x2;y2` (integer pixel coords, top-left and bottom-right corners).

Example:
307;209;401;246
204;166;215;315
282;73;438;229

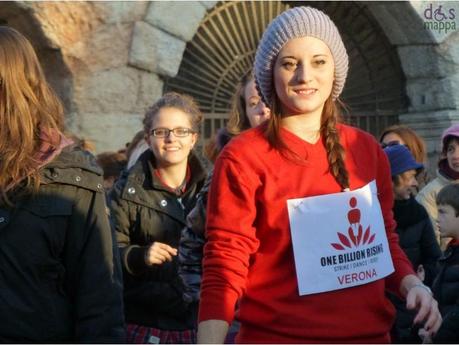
287;180;394;296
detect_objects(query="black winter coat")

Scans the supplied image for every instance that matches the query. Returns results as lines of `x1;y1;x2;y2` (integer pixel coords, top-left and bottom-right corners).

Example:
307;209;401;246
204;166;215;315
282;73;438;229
0;146;125;343
109;149;206;330
388;197;441;343
432;243;459;343
178;169;212;304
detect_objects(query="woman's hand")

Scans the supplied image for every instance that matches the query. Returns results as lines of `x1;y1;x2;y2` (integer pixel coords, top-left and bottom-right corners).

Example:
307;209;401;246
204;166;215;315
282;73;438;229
145;242;177;265
402;275;442;337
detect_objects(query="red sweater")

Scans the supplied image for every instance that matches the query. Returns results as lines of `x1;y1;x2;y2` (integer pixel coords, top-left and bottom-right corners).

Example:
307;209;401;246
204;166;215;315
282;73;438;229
199;124;414;343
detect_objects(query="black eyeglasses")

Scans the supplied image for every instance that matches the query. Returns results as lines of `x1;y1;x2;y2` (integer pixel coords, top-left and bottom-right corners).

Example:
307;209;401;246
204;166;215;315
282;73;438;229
150;127;195;138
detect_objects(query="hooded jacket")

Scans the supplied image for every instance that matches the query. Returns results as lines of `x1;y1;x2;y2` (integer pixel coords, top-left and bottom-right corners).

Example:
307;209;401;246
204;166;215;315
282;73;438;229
0;146;125;343
109;149;206;330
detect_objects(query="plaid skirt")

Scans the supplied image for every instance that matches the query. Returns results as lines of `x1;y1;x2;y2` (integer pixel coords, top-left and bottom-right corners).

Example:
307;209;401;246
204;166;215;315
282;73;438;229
127;323;196;344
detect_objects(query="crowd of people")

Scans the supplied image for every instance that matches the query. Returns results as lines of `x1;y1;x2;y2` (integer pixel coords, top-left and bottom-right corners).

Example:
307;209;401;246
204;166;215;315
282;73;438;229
1;6;459;344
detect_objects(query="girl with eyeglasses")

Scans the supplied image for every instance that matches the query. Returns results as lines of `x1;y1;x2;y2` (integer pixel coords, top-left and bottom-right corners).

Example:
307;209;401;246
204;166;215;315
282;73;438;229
109;92;206;344
0;26;124;342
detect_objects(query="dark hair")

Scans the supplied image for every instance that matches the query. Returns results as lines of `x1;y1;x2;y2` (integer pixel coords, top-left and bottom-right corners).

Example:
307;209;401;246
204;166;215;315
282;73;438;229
392;170;417;188
436;184;459;216
265;95;350;190
125;130;145;161
226;70;254;136
143;92;203;135
442;136;459;156
205;71;255;162
96;151;127;180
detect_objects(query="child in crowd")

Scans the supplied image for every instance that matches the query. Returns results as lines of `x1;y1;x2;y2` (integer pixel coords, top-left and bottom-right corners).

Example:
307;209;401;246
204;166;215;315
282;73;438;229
417;123;459;250
384;144;441;343
432;184;459;343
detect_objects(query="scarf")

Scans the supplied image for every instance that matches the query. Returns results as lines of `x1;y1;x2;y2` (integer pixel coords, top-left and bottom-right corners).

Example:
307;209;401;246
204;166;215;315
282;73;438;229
438;158;459;180
6;128;73;192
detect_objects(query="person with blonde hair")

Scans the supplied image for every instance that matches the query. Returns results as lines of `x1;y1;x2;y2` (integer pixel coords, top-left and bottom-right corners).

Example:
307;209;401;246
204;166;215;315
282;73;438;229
0;26;124;342
197;7;441;343
109;92;207;343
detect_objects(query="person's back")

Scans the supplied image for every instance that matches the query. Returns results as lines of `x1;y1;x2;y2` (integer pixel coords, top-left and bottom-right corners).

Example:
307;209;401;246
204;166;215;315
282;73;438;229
0;26;124;343
431;184;459;343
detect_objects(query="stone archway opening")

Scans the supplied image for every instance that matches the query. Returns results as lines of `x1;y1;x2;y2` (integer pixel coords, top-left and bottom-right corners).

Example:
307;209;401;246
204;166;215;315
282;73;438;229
164;0;408;144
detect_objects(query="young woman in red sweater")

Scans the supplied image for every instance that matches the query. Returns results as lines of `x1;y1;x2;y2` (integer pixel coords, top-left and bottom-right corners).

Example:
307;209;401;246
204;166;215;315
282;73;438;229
197;6;442;343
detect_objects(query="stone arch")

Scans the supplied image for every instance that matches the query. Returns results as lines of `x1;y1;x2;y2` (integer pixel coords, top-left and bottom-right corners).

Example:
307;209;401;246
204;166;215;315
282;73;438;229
0;2;73;113
163;1;409;139
367;1;459;166
142;0;457;171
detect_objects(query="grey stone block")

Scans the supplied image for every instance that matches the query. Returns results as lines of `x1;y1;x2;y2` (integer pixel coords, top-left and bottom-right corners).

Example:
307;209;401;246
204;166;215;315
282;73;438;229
367;2;435;45
399;109;459;155
129;21;186;77
137;72;164;113
199;1;218;10
406;77;458;112
95;1;149;24
397;45;457;78
145;1;207;41
75;66;139;114
79;112;144;153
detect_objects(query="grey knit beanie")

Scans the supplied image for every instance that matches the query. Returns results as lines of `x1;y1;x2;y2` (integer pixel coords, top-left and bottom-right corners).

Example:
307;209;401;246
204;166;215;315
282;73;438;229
254;6;348;106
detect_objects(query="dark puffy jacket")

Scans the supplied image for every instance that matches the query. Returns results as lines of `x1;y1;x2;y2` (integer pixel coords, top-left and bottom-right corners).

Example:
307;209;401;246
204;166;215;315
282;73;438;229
0;146;125;343
109;149;206;330
178;169;213;304
432;243;459;343
388;197;441;343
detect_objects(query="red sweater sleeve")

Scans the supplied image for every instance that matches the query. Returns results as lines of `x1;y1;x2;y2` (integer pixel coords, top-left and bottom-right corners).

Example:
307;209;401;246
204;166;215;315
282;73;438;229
198;150;260;323
375;144;415;294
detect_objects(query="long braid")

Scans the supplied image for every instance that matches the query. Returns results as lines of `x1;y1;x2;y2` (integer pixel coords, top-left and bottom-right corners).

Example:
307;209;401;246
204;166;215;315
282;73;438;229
322;98;350;190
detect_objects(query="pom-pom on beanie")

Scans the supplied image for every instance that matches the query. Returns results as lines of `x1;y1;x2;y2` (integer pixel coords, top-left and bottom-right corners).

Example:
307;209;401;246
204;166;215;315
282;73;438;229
254;6;348;107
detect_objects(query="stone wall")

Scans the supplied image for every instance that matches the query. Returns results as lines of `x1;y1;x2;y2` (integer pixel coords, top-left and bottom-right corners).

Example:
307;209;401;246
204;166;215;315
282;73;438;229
368;1;459;173
1;1;458;160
